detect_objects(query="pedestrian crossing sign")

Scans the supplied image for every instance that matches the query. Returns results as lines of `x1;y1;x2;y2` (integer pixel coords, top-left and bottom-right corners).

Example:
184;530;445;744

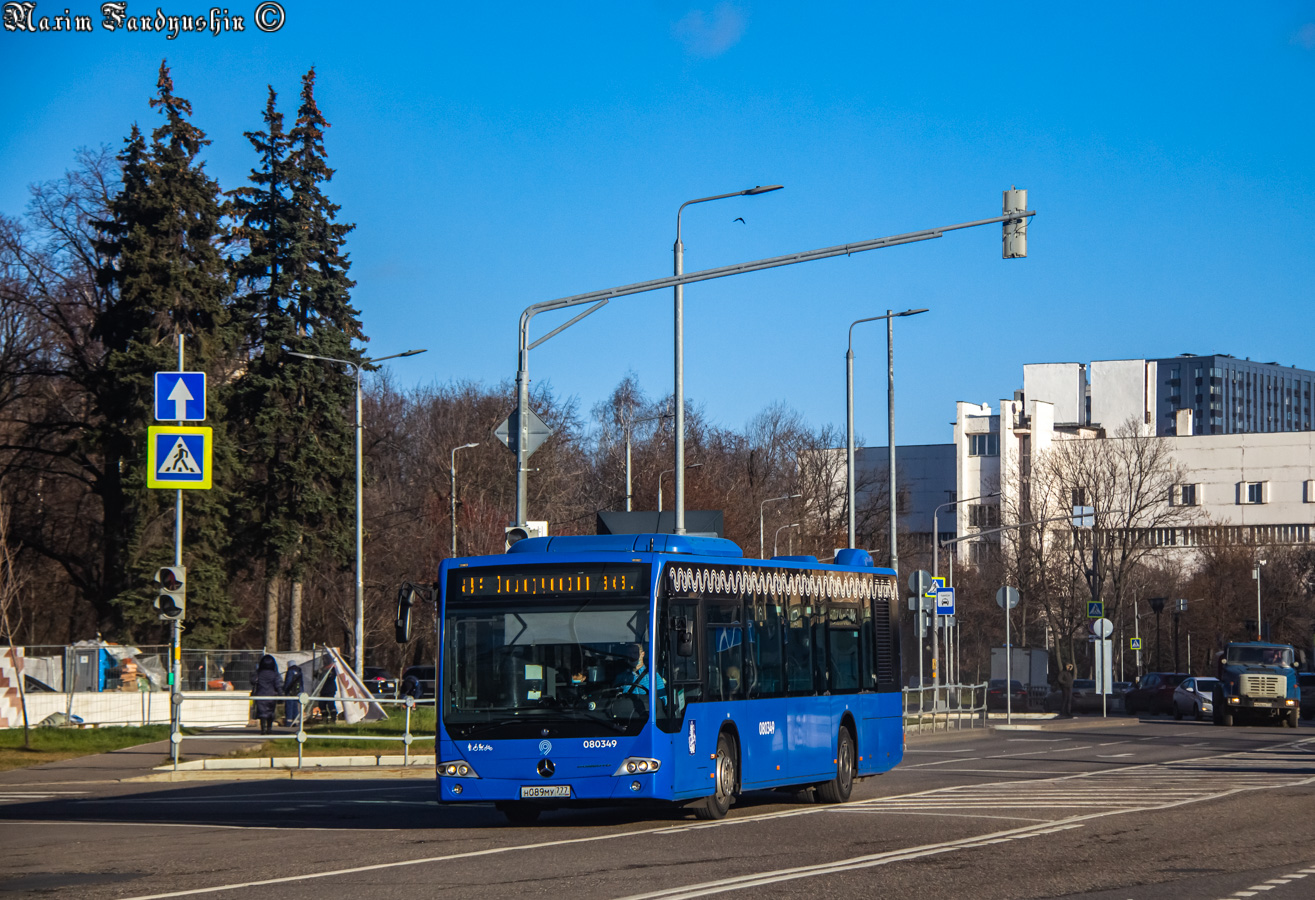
1087;600;1104;618
147;426;212;489
1130;637;1142;650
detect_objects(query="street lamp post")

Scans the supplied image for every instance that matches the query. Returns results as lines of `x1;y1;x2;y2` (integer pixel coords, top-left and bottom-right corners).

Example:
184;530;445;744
929;490;997;692
774;523;799;557
1253;559;1266;640
623;409;671;512
760;493;801;559
450;442;480;556
846;309;928;551
1148;597;1166;672
287;348;427;678
658;462;702;515
674;185;783;535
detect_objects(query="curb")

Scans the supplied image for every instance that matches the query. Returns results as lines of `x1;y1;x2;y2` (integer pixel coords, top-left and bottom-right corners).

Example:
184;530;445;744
129;764;436;783
158;754;436;772
906;715;1139;743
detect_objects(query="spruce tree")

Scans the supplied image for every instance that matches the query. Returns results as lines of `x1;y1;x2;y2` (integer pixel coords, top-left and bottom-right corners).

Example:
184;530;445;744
92;61;241;644
228;69;363;651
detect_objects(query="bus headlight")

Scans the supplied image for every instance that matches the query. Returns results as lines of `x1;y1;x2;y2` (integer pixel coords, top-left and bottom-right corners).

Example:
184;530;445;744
614;757;661;776
439;761;480;778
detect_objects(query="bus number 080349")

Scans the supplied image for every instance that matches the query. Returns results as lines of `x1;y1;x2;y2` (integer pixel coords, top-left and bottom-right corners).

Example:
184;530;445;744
582;739;618;749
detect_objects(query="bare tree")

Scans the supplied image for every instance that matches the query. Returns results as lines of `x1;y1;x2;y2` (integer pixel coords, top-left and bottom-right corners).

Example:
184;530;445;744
1020;418;1199;673
0;490;31;747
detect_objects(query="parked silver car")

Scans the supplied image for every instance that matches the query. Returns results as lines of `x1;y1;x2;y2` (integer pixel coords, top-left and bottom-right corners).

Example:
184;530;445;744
1172;676;1219;720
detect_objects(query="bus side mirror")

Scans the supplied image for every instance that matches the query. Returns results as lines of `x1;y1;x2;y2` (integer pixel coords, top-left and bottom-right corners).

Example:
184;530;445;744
395;584;418;643
674;616;694;658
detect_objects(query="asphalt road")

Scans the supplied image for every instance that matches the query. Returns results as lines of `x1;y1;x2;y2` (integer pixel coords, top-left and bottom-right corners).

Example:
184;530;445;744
2;717;1315;899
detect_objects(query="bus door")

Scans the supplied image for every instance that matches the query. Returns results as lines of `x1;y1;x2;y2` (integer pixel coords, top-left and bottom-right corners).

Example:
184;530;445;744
662;598;710;796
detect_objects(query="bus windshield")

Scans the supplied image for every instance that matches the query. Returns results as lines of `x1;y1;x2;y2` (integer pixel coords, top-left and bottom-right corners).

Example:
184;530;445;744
443;564;652;739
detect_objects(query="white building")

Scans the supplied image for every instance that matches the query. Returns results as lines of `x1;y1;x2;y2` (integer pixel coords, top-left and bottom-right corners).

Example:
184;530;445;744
849;356;1315;565
953;400;1315;563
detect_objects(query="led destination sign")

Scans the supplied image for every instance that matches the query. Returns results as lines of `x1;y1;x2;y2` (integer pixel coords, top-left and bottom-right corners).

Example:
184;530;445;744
458;567;643;598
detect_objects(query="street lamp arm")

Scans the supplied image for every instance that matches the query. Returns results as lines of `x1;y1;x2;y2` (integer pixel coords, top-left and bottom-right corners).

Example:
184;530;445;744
848;308;930;352
938;512;1083;547
933;490;1001;519
676;185;785;243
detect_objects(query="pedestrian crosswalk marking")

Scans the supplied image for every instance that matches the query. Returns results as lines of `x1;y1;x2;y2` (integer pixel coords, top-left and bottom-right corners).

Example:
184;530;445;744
838;744;1315;822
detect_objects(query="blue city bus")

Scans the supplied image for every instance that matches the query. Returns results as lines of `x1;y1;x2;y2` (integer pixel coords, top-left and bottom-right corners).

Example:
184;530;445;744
417;532;903;824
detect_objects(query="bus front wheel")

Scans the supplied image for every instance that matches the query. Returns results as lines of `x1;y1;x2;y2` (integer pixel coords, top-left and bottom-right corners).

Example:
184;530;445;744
694;732;738;820
816;728;856;804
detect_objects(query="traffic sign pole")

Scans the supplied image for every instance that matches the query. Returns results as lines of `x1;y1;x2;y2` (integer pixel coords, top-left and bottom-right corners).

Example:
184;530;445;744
171;336;183;770
996;585;1020;725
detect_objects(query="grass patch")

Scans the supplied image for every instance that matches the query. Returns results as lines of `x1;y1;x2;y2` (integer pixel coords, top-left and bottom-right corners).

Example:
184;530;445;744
224;707;436;759
0;725;172;772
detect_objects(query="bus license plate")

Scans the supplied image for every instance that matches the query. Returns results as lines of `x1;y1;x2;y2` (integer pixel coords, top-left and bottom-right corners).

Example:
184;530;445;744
520;785;571;799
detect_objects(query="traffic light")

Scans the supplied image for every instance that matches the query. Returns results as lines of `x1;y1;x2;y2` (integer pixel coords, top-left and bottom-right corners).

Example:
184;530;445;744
1002;187;1028;259
154;566;186;621
504;520;548;551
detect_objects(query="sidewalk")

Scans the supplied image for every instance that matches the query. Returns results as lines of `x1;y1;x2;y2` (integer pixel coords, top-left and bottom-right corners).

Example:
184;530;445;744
0;732;267;786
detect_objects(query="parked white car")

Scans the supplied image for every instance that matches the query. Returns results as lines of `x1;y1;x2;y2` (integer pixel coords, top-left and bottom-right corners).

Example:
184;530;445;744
1172;676;1219;720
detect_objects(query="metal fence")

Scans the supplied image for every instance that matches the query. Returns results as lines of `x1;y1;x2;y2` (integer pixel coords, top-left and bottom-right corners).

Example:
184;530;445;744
903;682;989;732
168;691;436;770
13;645;347;694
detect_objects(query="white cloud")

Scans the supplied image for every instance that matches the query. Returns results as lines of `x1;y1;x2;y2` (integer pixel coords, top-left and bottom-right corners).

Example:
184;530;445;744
672;3;747;58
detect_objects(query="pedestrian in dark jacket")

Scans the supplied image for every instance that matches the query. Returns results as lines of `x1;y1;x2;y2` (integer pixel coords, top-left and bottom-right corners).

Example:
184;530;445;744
1058;663;1076;718
400;672;421;700
282;663;304;726
317;665;339;724
250;654;282;734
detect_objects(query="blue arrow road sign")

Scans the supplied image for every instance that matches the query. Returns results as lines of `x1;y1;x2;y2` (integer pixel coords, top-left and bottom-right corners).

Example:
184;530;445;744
147;426;212;489
1087;600;1104;618
155;372;206;421
935;586;955;616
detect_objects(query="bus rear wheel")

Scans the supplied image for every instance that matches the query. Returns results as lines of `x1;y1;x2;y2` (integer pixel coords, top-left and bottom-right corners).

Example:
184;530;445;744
694;732;738;820
816;728;856;804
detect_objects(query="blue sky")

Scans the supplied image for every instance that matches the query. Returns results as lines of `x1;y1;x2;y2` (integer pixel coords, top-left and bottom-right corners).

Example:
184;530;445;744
3;3;1313;447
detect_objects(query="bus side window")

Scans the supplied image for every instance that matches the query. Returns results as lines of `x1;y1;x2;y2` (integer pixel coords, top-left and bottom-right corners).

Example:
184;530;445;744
784;601;813;695
704;598;742;702
812;613;828;694
860;591;875;690
828;606;860;693
748;602;783;698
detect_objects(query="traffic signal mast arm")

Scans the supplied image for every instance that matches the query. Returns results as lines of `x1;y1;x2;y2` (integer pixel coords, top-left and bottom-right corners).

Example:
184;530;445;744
513;203;1036;526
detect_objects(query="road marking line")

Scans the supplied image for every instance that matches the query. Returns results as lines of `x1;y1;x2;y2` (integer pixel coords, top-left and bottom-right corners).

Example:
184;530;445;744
903;758;984;769
834;810;1050;822
1006;738;1070;743
612;822;1085;900
0;819;350;832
